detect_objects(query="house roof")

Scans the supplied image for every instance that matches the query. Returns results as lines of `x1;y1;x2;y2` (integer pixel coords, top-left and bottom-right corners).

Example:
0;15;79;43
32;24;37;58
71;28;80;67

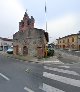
0;37;13;41
56;33;80;40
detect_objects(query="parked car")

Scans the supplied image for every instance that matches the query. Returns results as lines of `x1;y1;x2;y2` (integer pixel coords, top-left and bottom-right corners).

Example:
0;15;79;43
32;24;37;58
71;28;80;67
7;48;13;54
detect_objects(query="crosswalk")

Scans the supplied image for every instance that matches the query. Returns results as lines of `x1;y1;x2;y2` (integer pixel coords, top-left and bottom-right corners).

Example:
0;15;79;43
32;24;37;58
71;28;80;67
24;64;80;92
39;83;65;92
44;66;79;76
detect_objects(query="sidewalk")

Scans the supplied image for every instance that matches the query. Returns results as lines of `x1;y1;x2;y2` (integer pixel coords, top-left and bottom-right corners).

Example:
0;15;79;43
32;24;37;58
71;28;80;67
0;51;63;64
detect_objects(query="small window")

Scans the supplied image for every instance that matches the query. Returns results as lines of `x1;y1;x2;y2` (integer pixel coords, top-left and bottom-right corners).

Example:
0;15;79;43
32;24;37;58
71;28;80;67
67;39;69;42
72;37;74;42
63;40;65;43
60;41;61;43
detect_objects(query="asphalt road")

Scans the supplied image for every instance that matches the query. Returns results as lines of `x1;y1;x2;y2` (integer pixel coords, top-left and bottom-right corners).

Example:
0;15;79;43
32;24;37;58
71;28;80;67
0;54;80;92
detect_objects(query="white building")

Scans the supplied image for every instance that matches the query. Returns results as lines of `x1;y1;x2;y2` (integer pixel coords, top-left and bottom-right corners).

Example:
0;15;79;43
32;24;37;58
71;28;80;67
0;37;13;51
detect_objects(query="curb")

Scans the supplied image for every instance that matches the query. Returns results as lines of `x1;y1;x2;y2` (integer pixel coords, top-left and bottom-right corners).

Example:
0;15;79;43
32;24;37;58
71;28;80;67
0;52;63;64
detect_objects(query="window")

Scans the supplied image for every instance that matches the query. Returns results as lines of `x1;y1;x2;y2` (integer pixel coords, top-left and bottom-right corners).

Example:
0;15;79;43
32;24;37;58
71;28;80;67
67;39;69;43
63;40;65;43
72;37;74;42
60;41;61;43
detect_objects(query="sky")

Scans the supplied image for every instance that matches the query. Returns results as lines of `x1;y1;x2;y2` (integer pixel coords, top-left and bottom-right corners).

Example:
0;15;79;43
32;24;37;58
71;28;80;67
0;0;80;43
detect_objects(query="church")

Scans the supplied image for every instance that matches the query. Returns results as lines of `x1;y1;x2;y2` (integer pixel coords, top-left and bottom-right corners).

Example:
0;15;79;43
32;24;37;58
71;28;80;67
13;11;49;58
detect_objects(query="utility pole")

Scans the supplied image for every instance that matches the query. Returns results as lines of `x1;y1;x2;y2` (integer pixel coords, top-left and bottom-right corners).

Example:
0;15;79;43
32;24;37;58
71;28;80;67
45;1;48;57
45;1;47;32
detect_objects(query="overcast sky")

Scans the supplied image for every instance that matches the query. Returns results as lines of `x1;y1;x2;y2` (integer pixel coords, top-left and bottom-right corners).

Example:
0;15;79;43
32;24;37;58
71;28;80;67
0;0;80;43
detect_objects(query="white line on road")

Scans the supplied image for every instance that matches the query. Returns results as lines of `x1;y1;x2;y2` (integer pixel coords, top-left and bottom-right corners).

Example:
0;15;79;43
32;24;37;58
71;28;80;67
24;87;34;92
44;60;60;63
44;66;79;76
59;66;70;68
39;83;65;92
43;72;80;87
0;73;10;81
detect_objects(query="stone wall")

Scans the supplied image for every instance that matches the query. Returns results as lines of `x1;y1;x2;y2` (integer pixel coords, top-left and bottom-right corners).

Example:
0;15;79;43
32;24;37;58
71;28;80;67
13;28;46;58
13;11;48;58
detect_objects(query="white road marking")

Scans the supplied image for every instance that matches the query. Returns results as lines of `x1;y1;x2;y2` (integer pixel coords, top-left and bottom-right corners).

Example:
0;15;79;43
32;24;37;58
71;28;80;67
59;66;70;68
43;72;80;87
39;83;65;92
24;87;34;92
0;73;10;81
44;61;60;63
44;66;79;76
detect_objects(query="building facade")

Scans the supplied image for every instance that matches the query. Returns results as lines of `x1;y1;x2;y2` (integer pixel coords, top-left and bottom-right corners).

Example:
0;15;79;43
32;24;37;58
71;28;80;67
56;33;80;50
0;37;13;51
13;11;49;58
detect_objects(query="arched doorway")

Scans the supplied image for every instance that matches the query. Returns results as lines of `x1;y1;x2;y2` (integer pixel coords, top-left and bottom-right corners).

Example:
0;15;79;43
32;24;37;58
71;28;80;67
16;45;19;55
63;45;65;49
23;46;28;55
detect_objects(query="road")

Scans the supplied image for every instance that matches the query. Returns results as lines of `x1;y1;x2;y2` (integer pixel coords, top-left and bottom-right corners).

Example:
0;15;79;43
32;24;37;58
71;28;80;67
0;54;80;92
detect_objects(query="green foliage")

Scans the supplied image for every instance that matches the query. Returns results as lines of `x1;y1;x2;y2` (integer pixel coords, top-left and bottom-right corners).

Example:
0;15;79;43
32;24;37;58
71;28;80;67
47;49;54;56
